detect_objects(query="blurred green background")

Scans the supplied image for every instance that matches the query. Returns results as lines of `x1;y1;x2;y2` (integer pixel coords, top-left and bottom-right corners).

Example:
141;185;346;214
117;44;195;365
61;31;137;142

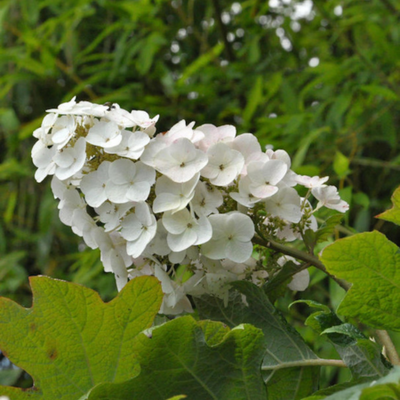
1;0;400;390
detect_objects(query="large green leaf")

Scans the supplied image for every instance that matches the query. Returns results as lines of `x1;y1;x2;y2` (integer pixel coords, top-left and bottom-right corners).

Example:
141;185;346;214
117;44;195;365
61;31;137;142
84;317;267;400
320;231;400;331
194;281;319;400
0;276;163;400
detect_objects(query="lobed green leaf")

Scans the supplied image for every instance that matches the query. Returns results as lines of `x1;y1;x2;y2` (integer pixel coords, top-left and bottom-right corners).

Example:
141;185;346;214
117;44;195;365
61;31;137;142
321;231;400;331
0;276;163;400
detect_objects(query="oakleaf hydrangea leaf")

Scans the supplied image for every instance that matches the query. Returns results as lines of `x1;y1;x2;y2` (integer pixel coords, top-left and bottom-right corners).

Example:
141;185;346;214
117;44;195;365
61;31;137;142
83;316;267;400
0;276;163;400
376;186;400;226
195;281;319;400
320;231;400;331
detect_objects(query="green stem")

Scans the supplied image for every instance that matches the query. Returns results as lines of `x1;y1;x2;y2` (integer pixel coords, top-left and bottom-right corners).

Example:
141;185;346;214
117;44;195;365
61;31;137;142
375;330;400;366
253;235;351;291
261;358;346;371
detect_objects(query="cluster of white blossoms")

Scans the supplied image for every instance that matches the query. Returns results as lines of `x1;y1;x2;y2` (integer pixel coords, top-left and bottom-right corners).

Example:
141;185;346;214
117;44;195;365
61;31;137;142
32;98;349;314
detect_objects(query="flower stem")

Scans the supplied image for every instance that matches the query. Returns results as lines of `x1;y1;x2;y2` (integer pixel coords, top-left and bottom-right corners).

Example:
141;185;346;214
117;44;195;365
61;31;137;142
261;358;347;371
375;330;400;366
253;235;351;291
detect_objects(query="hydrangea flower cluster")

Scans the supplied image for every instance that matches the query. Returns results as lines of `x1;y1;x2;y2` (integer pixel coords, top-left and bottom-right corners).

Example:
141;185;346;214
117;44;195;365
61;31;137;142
32;98;349;314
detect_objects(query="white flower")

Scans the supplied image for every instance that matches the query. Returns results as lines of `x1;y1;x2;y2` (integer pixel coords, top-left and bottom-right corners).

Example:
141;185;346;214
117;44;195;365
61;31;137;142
95;201;133;232
230;176;262;207
57;186;86;227
32;140;57;182
85;120;122;148
145;220;171;257
201;142;244;186
70;208;99;249
53;137;86;181
277;256;310;291
106;160;155;204
296;175;329;188
140;137;168;168
201;212;255;263
120;202;157;258
105;129;150;159
247;159;288;199
266;148;292;168
196;124;236;152
51;115;77;149
47;97;109;117
153;138;208;183
163;120;203;144
251;270;269;286
33;113;58;140
105;104;139;128
80;161;111;207
312;185;349;212
162;209;212;252
191;181;223;216
229;133;263;175
153;173;199;214
264;187;302;223
130;110;159;130
154;265;193;314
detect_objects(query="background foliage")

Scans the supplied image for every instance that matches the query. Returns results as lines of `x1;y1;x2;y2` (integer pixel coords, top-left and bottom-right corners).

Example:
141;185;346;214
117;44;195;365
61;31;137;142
1;0;400;392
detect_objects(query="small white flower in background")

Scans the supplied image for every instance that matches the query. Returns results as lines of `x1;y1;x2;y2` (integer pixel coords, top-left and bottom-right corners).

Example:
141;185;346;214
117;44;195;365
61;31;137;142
31;97;350;312
312;185;349;212
296;175;329;188
277;256;310;291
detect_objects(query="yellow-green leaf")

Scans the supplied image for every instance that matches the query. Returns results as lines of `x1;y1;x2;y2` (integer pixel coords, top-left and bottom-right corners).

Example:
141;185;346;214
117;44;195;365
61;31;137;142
0;276;163;400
